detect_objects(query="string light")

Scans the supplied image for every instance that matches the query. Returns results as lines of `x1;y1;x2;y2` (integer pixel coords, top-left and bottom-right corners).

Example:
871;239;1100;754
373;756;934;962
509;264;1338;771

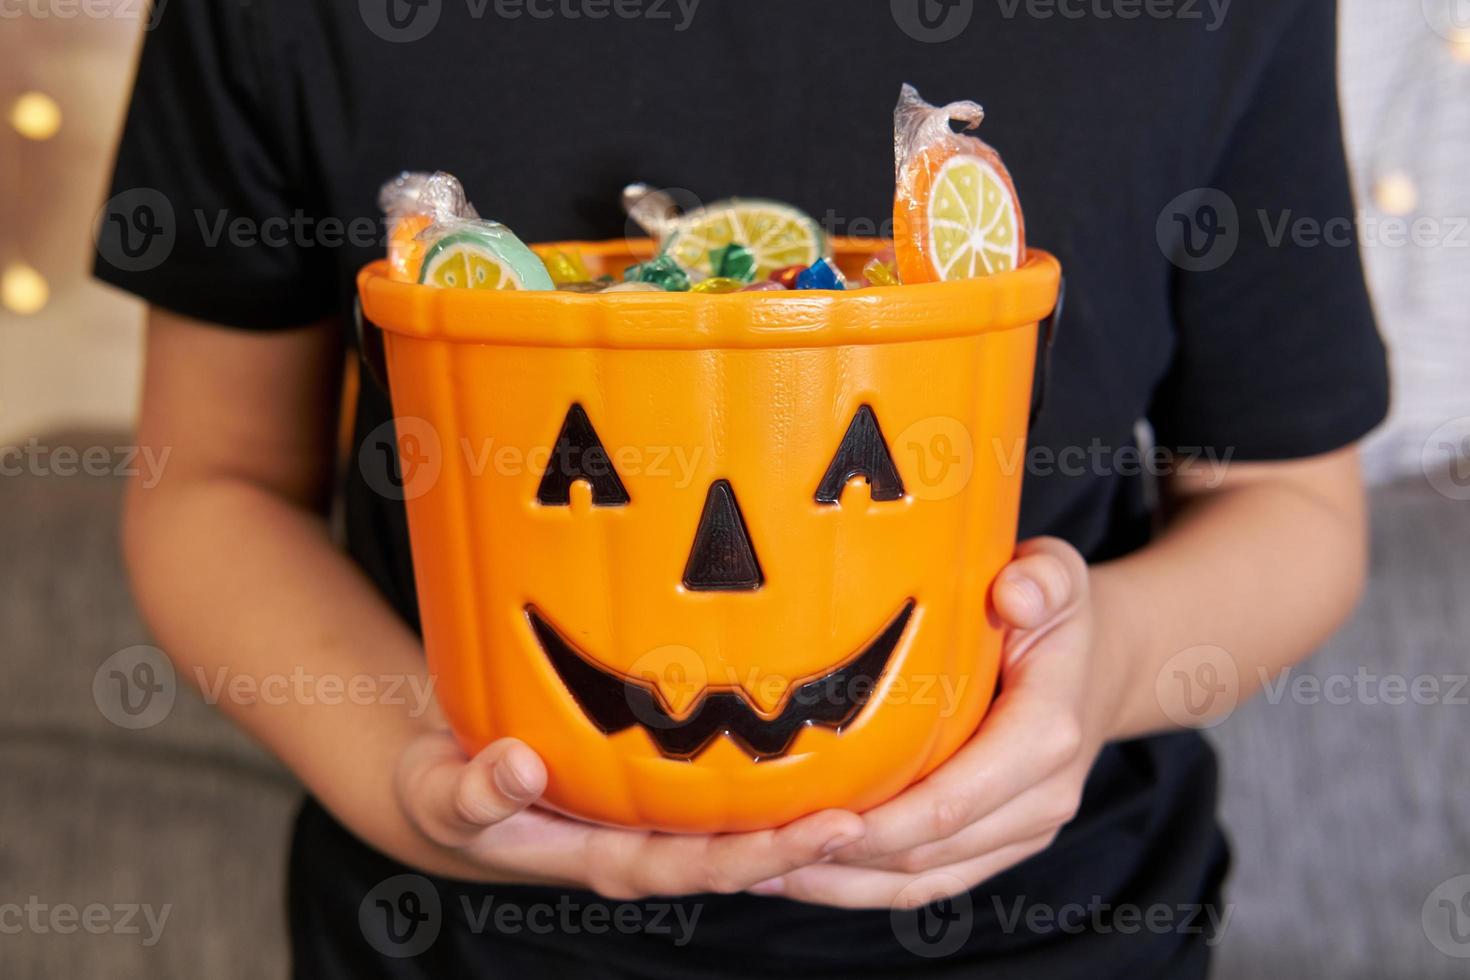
9;91;61;141
1449;28;1470;64
1;263;49;315
1373;171;1419;216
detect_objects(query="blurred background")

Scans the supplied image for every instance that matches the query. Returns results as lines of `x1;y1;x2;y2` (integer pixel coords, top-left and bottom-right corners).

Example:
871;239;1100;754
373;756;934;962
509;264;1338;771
2;2;1468;977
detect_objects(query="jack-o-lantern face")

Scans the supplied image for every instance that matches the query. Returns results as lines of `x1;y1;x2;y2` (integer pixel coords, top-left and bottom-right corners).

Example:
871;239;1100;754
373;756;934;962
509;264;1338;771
528;403;918;761
362;240;1059;833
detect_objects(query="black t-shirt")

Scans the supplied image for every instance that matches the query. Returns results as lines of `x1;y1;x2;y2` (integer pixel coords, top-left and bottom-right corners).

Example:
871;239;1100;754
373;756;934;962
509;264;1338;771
97;1;1388;976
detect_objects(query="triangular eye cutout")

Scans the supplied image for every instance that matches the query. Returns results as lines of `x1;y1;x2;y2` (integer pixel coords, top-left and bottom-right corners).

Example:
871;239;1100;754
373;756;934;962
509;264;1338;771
814;405;905;504
683;480;763;591
536;404;631;506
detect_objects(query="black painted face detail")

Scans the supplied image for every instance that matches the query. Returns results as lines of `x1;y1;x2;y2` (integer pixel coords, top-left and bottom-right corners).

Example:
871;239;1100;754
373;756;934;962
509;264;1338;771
536;404;630;506
814;404;905;504
683;479;763;592
528;601;915;760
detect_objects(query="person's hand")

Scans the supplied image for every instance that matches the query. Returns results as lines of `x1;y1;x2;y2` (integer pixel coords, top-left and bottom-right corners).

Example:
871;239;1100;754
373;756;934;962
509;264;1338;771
393;731;866;899
746;536;1127;908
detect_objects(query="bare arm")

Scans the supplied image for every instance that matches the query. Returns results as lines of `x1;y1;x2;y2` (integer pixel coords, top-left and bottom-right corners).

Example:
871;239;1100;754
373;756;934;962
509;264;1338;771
123;309;462;873
1098;447;1368;737
125;309;862;892
764;447;1370;905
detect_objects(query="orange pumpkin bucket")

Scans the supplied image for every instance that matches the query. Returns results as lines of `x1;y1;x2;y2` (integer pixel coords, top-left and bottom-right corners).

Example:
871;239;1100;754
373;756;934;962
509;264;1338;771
356;238;1062;833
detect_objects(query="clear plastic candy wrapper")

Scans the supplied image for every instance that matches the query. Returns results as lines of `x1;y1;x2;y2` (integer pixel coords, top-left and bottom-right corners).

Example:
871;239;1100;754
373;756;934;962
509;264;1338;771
378;171;479;282
382;85;1029;296
892;83;1025;284
415;218;554;291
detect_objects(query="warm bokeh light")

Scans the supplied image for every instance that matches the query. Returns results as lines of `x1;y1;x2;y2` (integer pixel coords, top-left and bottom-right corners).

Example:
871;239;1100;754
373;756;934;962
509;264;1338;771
1;263;50;315
9;91;62;141
1450;29;1470;64
1373;171;1419;216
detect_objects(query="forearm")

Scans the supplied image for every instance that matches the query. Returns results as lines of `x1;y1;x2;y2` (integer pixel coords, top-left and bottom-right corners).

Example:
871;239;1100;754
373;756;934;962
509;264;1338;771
124;476;466;875
1094;447;1369;739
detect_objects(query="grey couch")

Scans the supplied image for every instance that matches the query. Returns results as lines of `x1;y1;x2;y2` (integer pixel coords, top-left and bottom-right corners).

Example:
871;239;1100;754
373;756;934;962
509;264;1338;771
4;432;1466;977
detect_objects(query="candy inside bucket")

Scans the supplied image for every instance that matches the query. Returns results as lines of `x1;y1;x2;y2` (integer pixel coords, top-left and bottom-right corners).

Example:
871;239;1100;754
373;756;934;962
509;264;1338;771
375;83;1026;297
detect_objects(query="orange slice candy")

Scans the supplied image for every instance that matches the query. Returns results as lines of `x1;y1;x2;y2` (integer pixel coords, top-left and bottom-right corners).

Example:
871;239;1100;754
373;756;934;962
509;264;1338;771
892;85;1025;284
388;213;432;282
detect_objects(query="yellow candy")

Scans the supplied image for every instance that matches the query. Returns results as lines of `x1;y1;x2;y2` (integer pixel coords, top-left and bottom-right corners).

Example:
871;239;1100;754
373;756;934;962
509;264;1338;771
601;281;664;293
689;277;745;294
543;249;591;286
863;256;901;287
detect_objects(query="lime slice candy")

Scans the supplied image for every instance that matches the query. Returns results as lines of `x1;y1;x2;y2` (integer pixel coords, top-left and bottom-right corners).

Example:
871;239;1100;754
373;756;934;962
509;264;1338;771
661;199;826;281
417;222;554;291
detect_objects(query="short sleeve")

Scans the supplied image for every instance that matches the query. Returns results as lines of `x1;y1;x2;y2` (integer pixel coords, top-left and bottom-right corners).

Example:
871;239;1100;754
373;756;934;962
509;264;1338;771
1150;0;1389;461
93;1;334;330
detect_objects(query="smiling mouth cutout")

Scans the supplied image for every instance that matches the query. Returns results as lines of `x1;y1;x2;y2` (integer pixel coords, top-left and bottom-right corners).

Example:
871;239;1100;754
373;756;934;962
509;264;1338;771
527;601;916;761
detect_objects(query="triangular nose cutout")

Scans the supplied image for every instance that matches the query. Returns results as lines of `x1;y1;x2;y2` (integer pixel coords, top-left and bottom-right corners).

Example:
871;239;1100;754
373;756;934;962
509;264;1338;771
683;480;763;592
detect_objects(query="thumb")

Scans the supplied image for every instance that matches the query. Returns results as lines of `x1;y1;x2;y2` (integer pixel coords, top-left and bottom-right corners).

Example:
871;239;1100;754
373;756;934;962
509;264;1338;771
397;732;547;848
992;536;1089;632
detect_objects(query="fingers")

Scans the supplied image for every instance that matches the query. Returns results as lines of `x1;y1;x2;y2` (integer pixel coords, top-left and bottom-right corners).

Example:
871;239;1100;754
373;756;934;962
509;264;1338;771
845;777;1080;873
993;536;1088;631
397;732;547;848
829;684;1083;864
579;808;865;900
751;832;1057;909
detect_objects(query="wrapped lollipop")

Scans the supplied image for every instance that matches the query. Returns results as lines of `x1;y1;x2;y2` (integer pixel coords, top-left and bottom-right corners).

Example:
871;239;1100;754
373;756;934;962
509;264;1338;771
416;219;553;291
623;184;827;282
892;84;1024;284
378;171;478;282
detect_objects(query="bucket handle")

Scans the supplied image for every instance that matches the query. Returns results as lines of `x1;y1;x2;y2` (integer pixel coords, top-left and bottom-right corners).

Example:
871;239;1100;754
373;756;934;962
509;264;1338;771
1028;274;1064;431
356;277;1065;425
